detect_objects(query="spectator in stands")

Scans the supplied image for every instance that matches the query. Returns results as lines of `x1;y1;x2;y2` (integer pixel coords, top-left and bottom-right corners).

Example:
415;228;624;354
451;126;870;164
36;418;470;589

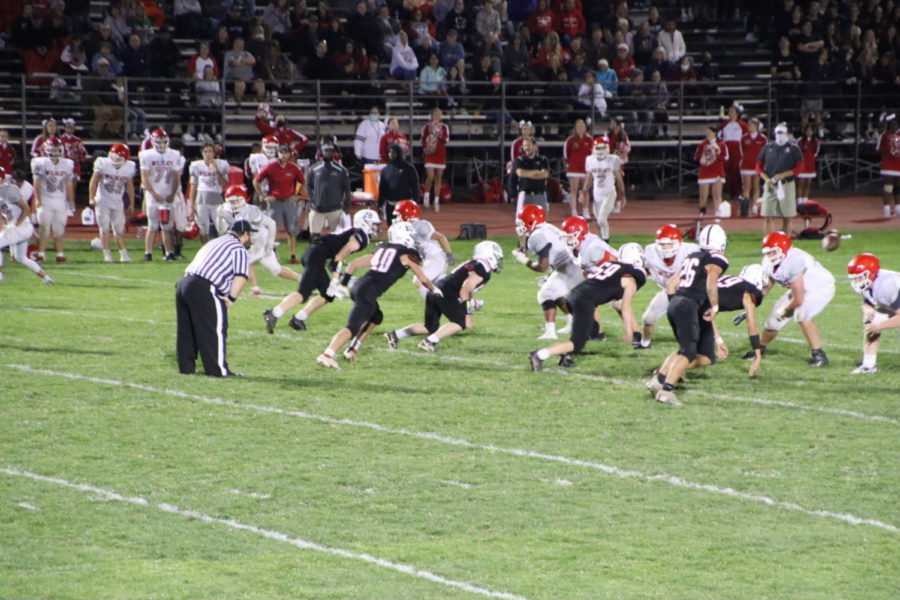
375;5;401;59
31;118;59;158
405;7;436;46
323;15;351;59
263;0;292;41
390;31;420;83
445;63;467;110
103;5;131;47
210;26;233;71
476;0;503;40
224;37;263;105
585;28;611;69
796;20;825;77
645;5;663;36
194;65;224;143
126;2;157;45
668;55;698;92
361;57;388;109
559;0;586;44
11;5;50;51
438;28;466;70
175;0;209;39
226;0;257;21
189;43;219;80
529;0;558;41
83;58;126;138
264;41;297;100
658;18;686;64
611;42;635;81
345;1;382;59
61;36;90;76
84;22;118;59
0;130;16;175
632;21;655;66
645;69;670;137
354;107;386;166
220;1;251;38
304;38;333;80
534;31;570;70
22;42;63;87
567;51;591;82
576;70;611;119
91;41;123;76
419;53;448;103
444;0;475;49
695;125;728;216
472;31;504;73
414;34;441;70
315;0;338;31
120;33;151;93
613;18;634;54
799;49;829;128
113;76;147;141
536;52;567;82
502;33;531;82
60;119;88;179
421;107;450;210
148;25;180;81
644;46;672;81
594;58;618;96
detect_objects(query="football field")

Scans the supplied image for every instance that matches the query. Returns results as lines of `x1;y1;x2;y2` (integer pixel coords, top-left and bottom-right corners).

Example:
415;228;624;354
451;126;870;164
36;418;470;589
1;229;898;599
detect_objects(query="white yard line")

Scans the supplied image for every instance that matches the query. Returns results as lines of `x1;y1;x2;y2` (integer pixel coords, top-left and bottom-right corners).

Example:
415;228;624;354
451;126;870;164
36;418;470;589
6;364;897;533
0;467;529;600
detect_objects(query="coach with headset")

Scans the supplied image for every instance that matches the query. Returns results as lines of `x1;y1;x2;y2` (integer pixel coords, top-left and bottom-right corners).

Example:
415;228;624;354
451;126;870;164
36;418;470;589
175;220;254;377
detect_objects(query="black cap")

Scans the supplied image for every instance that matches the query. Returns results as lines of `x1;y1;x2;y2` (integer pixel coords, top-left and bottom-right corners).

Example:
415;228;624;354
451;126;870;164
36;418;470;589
277;144;291;153
231;220;257;233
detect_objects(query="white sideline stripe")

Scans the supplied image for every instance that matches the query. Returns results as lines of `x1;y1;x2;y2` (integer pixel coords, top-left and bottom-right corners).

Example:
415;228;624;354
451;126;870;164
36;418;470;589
391;350;899;425
3;304;897;423
0;467;528;600
6;364;897;533
17;501;39;510
228;488;272;499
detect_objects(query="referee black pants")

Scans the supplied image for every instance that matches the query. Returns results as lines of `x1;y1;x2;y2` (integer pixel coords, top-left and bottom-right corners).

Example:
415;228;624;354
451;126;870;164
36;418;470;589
175;275;232;376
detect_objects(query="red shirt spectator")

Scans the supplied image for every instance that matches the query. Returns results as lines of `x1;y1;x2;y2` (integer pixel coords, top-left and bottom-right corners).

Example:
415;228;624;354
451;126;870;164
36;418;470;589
255;114;310;157
528;0;558;39
611;44;636;80
255;158;306;200
379;126;410;162
551;0;582;12
22;43;62;86
558;2;586;38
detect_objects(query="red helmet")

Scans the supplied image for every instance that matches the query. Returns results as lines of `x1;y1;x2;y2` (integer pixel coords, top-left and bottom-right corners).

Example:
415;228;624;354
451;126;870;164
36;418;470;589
561;216;589;248
847;253;879;294
109;143;130;165
262;135;279;158
515;204;546;236
655;224;683;259
593;135;610;158
150;128;169;152
225;184;248;210
761;231;792;266
393;199;421;222
183;221;200;239
43;136;63;159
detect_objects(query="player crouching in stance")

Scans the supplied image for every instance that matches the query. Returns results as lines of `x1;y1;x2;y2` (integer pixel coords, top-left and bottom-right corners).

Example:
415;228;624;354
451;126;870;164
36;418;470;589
384;240;503;352
750;231;834;367
847;253;900;374
720;264;768;376
316;221;442;369
216;185;300;292
88;143;135;262
262;208;381;333
392;199;454;297
512;205;583;339
636;224;699;349
529;242;645;371
0;166;53;283
648;224;729;407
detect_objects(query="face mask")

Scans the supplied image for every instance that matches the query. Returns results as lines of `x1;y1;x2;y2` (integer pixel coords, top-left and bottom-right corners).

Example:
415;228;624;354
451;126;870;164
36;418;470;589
775;133;789;145
369;114;378;121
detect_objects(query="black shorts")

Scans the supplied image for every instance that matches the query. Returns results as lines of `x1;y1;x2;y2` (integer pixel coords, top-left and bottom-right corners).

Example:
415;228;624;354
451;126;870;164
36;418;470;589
424;289;466;333
346;284;383;336
666;295;715;363
567;280;615;353
297;245;333;302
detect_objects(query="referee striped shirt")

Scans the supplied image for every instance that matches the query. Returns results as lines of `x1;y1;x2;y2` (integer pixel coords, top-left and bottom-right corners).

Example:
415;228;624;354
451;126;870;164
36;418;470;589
184;233;250;295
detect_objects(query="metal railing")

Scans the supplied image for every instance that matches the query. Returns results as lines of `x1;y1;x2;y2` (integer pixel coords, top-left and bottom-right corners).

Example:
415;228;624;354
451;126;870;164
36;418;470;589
11;74;894;194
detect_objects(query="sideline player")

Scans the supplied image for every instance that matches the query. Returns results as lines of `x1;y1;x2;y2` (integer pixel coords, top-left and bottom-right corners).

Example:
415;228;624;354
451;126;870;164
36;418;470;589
847;253;899;374
392;199;454;297
88;143;136;262
31;137;76;262
0;166;53;283
512;205;582;339
753;231;834;367
188;142;230;242
529;242;646;371
582;135;624;242
262;208;382;333
383;240;503;353
139;129;186;261
637;224;699;349
648;224;729;407
315;221;442;369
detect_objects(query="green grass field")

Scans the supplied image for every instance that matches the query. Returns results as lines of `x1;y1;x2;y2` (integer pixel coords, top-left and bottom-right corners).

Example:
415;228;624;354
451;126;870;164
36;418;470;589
1;228;898;600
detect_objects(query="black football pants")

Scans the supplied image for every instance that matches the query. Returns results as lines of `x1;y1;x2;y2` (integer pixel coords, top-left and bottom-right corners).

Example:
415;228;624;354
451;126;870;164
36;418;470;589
175;275;232;376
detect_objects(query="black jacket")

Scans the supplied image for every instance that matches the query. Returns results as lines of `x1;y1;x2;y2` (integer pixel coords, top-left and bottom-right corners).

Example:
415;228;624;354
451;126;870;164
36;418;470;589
378;145;419;205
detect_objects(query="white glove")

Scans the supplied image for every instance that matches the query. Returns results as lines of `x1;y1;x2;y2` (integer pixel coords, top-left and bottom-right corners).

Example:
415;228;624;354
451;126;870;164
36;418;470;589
512;249;529;265
431;287;444;298
775;180;785;201
326;279;349;300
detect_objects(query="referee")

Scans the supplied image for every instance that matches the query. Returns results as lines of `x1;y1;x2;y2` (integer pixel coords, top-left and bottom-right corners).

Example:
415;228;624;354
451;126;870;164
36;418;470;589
175;220;254;377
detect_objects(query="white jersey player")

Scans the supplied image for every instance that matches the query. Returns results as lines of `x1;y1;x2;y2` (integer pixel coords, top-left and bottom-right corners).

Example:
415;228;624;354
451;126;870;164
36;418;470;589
512;205;583;339
89;143;136;262
0;166;53;283
189;144;230;242
139;128;186;261
31;137;76;262
757;231;835;367
216;185;299;293
847;253;900;374
247;135;278;200
392;199;454;298
582;136;624;241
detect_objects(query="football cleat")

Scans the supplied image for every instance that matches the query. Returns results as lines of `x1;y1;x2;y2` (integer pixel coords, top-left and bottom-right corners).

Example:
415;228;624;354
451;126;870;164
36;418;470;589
144;253;153;261
528;351;544;372
262;309;278;334
646;376;663;396
343;348;358;362
418;339;437;353
655;389;684;407
119;250;132;263
165;253;177;261
316;354;341;370
592;330;607;342
290;256;299;265
557;353;575;368
851;365;877;374
809;349;829;367
43;276;54;284
56;256;67;263
288;316;307;331
537;330;558;340
557;323;572;335
384;331;398;349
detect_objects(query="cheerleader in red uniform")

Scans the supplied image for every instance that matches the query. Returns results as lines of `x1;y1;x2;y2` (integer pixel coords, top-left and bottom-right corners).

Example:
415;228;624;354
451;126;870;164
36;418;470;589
379;117;411;162
718;103;748;203
695;125;728;216
796;123;820;205
564;119;593;218
876;114;900;218
420;107;449;211
740;117;767;216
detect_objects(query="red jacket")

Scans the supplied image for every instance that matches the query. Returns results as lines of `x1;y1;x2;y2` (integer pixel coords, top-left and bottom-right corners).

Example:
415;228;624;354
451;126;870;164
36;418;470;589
255;117;310;157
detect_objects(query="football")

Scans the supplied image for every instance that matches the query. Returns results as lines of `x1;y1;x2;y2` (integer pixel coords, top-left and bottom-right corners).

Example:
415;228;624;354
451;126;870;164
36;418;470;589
821;229;841;251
